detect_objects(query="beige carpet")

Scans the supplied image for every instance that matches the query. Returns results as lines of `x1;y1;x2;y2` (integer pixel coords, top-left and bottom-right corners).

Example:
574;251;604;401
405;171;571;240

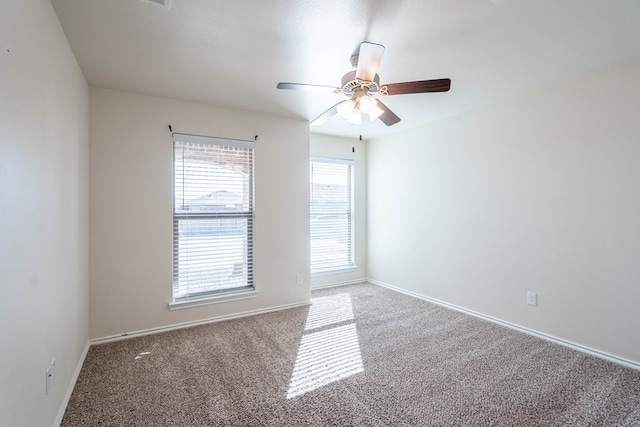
62;283;640;426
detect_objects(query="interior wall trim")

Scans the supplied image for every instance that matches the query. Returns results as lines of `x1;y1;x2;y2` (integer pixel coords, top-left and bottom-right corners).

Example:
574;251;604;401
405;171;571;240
367;279;640;371
311;279;368;291
54;341;91;427
89;301;310;345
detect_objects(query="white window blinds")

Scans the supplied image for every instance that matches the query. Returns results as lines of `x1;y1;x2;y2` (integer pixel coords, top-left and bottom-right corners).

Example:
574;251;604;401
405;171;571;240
310;158;354;272
173;133;254;300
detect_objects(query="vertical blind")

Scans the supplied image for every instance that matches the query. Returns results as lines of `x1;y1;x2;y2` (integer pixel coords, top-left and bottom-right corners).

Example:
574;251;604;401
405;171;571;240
310;158;354;272
173;133;254;300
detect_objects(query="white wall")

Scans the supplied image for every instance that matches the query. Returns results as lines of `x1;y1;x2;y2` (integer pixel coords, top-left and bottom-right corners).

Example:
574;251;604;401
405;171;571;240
368;60;640;364
310;134;368;288
89;88;310;339
0;0;89;425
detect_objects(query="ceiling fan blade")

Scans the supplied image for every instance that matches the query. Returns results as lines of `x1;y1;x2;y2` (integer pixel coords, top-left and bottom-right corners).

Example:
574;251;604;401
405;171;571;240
385;78;451;95
310;103;340;126
375;100;401;126
277;82;339;92
355;42;385;81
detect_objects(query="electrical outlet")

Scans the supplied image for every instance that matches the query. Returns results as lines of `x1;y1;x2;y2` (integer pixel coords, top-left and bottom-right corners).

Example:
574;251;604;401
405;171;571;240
296;273;303;285
46;358;56;395
526;291;537;306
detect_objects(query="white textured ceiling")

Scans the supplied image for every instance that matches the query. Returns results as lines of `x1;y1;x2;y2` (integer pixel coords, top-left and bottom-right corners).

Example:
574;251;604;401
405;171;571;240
51;0;640;139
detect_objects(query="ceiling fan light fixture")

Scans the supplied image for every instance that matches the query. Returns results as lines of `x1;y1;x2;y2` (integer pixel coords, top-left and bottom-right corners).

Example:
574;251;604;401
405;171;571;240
277;42;451;129
369;104;384;121
359;96;376;114
337;99;356;119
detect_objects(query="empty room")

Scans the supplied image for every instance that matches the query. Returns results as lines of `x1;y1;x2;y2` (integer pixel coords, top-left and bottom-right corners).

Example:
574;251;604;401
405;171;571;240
1;0;639;425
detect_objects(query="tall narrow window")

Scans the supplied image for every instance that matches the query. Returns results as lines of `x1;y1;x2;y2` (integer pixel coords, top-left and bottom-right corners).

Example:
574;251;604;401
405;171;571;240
310;158;354;273
173;133;254;302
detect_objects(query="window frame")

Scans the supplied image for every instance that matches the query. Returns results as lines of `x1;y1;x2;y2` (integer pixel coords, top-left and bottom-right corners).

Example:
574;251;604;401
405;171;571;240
309;157;356;275
170;133;257;309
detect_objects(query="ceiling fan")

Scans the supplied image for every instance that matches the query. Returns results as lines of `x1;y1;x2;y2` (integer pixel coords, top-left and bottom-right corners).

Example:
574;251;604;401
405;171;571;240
277;42;451;127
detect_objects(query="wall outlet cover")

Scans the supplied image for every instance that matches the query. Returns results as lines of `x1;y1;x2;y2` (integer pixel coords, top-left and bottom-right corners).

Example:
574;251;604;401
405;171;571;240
526;291;537;306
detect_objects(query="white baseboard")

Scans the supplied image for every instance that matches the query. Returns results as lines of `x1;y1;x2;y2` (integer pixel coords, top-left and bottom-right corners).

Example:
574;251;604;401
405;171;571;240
311;279;368;291
90;300;310;345
367;278;640;371
53;341;91;427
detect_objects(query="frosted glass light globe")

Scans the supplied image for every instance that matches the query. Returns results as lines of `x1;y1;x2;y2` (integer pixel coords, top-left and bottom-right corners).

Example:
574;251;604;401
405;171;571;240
337;99;356;118
359;96;375;114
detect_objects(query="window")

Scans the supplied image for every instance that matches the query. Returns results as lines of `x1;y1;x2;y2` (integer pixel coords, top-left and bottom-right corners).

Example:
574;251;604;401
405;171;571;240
310;158;354;273
172;133;254;303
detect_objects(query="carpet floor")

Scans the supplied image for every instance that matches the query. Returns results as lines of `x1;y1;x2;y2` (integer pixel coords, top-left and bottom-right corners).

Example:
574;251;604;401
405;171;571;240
62;282;640;426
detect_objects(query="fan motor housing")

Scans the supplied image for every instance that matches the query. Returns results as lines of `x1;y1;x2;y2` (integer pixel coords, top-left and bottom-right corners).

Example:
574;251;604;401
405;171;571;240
341;70;380;94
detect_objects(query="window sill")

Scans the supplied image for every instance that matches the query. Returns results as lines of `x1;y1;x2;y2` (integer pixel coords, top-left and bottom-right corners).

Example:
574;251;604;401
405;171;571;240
169;288;259;311
311;265;358;277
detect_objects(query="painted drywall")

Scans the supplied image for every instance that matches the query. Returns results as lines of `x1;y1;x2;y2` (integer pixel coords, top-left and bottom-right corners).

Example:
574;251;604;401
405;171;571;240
0;1;89;425
310;134;368;288
367;60;640;364
89;88;310;339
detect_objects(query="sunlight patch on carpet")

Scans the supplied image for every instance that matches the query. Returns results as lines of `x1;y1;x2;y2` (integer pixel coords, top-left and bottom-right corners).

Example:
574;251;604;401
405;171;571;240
304;293;355;331
287;293;363;399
